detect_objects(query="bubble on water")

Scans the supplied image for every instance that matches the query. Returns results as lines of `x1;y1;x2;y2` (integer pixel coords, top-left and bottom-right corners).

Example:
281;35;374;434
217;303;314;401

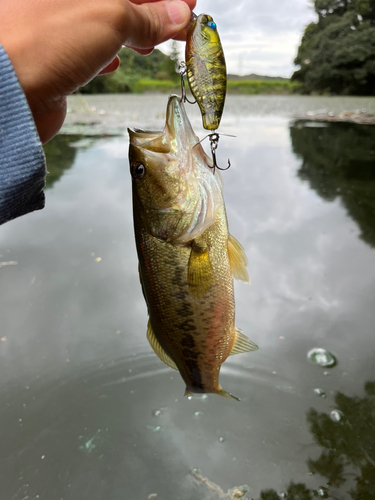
147;425;161;433
307;348;337;368
187;394;208;401
316;487;329;498
193;411;204;418
152;410;161;417
314;388;327;398
330;410;344;422
218;437;226;443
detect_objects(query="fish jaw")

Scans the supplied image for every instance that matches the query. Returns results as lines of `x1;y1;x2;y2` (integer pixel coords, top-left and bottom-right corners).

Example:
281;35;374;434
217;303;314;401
129;95;223;245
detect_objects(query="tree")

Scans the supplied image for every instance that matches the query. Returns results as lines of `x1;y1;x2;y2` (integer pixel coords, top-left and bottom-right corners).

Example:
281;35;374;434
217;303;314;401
292;0;375;95
81;46;179;93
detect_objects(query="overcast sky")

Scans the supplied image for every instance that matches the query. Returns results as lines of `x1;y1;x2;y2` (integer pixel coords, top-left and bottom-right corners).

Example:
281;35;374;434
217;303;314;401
159;0;317;77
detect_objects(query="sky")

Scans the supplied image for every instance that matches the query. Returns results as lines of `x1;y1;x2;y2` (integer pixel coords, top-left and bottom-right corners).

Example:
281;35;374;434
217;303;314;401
159;0;317;78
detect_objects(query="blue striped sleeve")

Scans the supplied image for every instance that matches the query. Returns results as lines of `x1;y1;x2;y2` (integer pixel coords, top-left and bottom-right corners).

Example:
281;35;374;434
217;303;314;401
0;45;46;225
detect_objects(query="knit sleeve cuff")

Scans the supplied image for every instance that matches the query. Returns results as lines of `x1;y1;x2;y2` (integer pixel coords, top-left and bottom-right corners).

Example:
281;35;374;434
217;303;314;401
0;44;46;225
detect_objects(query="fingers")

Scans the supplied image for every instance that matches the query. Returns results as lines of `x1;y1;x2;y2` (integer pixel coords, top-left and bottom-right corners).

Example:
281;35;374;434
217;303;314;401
98;56;121;74
129;0;196;9
123;0;192;49
125;46;155;55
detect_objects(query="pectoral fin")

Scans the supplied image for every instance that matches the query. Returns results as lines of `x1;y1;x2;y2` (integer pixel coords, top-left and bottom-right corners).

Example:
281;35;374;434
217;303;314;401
230;327;259;355
228;234;250;284
147;320;178;370
188;243;214;297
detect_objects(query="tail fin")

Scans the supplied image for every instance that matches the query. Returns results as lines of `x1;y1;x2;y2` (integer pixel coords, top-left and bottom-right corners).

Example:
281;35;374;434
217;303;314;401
184;387;240;401
217;387;241;401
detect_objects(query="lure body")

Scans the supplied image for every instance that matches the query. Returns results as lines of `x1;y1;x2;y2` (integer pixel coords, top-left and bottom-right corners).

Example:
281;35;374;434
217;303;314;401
186;14;227;131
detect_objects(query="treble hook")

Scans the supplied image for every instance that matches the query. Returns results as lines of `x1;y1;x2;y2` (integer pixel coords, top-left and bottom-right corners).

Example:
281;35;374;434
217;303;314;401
177;62;196;105
209;133;231;174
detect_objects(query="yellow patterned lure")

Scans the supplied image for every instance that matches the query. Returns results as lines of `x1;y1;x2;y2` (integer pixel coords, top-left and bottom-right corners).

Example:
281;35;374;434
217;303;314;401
185;14;227;131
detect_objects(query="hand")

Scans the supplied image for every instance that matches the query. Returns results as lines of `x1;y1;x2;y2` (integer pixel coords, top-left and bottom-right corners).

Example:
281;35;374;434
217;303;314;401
0;0;196;143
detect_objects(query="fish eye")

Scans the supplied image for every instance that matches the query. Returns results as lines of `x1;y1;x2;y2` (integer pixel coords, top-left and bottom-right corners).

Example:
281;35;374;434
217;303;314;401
131;162;146;181
207;21;216;29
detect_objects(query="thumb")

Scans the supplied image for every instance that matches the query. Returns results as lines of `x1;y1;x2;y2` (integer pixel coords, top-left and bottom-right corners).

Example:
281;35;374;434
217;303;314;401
124;0;191;49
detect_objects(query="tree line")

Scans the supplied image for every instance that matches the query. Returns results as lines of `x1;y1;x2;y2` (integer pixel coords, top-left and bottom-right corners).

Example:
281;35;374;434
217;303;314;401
292;0;375;95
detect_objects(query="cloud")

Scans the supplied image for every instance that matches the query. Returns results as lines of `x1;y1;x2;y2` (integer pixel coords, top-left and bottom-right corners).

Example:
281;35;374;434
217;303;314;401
159;0;317;77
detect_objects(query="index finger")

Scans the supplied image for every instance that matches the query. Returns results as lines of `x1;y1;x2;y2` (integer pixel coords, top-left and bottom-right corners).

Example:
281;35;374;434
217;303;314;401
129;0;196;9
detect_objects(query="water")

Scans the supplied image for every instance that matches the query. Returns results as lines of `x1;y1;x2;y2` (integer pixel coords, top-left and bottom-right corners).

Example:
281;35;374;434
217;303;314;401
1;94;375;499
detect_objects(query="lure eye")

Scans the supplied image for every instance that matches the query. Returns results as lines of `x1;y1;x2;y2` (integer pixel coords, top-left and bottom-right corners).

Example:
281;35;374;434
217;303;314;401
131;162;146;181
207;21;216;29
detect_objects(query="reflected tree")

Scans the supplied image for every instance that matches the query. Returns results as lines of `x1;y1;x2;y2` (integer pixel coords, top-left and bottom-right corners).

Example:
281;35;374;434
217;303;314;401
307;382;375;500
260;483;313;500
258;382;375;500
43;135;84;189
290;121;375;247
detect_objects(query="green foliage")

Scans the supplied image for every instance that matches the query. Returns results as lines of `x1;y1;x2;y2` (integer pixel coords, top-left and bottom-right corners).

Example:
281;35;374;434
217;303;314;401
81;44;180;94
293;0;375;94
227;79;297;94
80;44;294;95
132;78;179;93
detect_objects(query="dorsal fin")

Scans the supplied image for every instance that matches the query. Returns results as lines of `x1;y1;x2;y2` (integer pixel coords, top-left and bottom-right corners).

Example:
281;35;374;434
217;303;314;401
188;243;214;297
147;320;178;370
227;234;250;284
230;327;259;355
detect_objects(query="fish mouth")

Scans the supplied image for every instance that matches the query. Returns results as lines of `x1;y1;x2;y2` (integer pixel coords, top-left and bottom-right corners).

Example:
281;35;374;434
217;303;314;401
165;95;197;150
129;95;197;152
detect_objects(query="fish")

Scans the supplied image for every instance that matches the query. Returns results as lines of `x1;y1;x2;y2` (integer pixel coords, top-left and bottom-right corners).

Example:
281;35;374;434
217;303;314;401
128;95;258;400
185;13;227;131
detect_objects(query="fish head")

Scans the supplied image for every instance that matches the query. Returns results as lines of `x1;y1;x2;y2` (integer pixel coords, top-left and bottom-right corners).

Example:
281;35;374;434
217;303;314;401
128;95;223;244
189;14;221;46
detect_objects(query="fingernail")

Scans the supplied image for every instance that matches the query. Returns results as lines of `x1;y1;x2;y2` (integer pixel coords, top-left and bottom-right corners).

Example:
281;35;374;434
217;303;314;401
167;1;190;26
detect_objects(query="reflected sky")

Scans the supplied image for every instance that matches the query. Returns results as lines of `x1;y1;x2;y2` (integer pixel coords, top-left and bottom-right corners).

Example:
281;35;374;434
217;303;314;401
1;97;375;499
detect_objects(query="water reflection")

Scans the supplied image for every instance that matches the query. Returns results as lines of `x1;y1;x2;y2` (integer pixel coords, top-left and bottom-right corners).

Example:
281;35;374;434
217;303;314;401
259;381;375;500
290;121;375;248
2;99;375;499
43;135;93;189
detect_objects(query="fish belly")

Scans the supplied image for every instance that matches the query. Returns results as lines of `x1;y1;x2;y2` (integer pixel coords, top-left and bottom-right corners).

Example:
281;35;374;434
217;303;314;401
135;208;235;394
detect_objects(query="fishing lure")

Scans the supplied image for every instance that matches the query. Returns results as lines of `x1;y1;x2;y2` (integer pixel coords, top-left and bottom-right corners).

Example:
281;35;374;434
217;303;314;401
181;13;230;172
185;13;227;131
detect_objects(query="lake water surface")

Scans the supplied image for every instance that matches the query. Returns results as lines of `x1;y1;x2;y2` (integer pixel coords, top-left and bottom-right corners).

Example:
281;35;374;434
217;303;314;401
1;94;375;500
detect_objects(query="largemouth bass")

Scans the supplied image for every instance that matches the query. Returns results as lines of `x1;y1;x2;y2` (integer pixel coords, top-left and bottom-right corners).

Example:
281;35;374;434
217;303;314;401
185;14;227;131
128;95;258;400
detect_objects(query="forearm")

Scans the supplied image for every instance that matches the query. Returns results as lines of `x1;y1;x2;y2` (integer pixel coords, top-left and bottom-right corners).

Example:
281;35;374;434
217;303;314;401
0;45;46;225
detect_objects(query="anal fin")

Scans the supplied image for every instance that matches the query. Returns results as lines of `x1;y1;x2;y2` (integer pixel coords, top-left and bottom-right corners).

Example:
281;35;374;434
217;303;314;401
228;234;250;284
230;327;259;355
147;320;178;370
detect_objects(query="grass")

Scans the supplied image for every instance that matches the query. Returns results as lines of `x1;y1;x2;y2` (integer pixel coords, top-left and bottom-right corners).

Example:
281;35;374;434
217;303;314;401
131;78;297;95
227;79;298;95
